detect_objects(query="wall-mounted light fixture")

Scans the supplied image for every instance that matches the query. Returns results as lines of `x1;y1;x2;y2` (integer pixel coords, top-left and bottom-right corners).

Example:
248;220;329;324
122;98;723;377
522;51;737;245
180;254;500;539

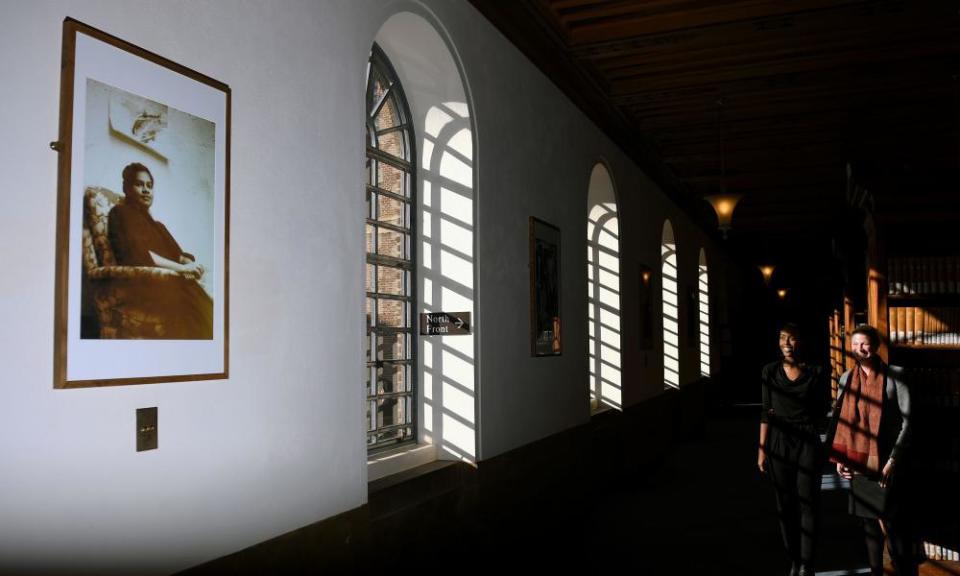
777;288;788;300
758;264;775;285
640;267;652;287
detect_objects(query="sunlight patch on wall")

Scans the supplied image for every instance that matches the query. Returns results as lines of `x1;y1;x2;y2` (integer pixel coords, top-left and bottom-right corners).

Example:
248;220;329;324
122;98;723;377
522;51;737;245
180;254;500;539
662;221;679;389
442;381;475;424
442;413;476;459
446;127;472;159
425;106;454;138
698;250;711;377
374;9;478;466
440;217;473;257
422;99;476;462
439;186;472;225
587;163;622;410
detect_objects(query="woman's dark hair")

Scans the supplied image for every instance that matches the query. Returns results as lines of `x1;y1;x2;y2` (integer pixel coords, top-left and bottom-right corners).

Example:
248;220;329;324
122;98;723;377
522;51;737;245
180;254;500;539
121;162;153;190
779;322;802;338
852;324;881;347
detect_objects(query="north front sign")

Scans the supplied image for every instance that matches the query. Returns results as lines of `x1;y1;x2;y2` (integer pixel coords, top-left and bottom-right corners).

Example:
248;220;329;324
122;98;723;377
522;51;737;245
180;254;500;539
419;312;471;335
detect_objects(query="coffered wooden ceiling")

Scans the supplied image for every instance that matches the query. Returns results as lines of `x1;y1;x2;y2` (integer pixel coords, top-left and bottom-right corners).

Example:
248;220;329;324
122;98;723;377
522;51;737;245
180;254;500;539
470;0;960;265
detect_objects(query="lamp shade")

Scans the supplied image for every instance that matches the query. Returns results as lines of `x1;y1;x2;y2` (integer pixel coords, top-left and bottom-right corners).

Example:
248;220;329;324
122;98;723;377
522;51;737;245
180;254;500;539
758;265;775;284
704;194;743;238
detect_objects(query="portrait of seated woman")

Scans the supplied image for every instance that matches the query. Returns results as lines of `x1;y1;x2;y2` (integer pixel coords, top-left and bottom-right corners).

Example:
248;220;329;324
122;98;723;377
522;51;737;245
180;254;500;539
94;163;213;340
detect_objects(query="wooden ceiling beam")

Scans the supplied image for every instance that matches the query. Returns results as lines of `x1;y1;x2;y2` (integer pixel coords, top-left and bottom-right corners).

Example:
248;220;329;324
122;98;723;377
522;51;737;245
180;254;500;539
655;116;955;156
680;179;842;199
625;64;956;107
644;101;954;145
684;168;838;188
666;153;846;177
568;2;957;61
628;87;955;129
467;1;697;201
473;0;960;262
595;28;959;82
550;0;868;46
663;141;848;163
609;41;960;96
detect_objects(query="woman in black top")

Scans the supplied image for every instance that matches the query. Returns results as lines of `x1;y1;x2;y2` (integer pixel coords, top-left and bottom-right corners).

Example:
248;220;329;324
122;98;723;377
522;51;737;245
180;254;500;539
759;323;830;576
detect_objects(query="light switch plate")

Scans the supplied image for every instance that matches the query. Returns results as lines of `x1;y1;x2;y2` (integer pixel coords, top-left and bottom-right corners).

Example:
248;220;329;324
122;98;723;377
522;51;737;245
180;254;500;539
136;407;158;451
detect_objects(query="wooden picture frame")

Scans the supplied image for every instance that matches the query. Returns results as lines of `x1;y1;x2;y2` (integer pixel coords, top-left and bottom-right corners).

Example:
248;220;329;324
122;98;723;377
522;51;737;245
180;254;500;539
529;217;561;356
54;18;230;388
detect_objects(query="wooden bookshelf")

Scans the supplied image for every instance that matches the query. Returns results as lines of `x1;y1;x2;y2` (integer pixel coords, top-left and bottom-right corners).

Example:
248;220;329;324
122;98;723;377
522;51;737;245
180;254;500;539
887;295;960;306
848;165;960;554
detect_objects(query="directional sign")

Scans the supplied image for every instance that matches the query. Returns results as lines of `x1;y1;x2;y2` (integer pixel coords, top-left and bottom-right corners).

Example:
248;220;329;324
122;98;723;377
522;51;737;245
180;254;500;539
419;312;471;335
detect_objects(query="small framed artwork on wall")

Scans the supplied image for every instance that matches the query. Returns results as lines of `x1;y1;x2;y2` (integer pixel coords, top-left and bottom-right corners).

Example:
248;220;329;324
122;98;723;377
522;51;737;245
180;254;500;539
530;217;561;356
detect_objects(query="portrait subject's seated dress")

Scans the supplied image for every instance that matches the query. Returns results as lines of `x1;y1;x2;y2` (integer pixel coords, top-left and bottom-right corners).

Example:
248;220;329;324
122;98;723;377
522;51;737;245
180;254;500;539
108;200;213;339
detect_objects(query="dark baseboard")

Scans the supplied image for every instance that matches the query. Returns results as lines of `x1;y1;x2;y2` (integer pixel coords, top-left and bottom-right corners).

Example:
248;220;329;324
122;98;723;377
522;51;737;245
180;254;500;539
178;379;710;574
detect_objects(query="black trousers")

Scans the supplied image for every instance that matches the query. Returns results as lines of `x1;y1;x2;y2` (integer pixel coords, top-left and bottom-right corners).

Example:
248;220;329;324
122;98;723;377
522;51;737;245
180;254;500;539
767;424;823;566
853;475;923;576
862;517;921;576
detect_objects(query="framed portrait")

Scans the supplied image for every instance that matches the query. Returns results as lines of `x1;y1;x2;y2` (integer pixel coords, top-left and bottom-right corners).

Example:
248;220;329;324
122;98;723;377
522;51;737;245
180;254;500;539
53;18;230;388
529;217;561;356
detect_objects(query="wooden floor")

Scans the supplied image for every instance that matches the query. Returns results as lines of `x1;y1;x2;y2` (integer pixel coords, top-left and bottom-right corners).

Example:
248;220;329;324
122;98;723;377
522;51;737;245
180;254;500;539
441;406;960;575
922;561;960;576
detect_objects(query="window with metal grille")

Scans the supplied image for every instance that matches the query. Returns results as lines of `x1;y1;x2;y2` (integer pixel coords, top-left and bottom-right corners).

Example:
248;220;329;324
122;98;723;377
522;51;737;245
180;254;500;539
365;45;416;451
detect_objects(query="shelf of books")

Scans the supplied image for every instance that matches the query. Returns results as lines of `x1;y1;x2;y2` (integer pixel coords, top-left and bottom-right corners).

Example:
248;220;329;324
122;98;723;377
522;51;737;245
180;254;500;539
882;258;960;555
886;256;960;296
886;306;960;349
864;230;959;555
885;255;960;350
847;163;960;557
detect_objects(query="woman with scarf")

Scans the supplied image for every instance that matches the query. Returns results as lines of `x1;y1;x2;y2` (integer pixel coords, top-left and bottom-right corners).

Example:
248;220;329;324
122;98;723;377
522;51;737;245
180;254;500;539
759;323;830;576
831;324;921;576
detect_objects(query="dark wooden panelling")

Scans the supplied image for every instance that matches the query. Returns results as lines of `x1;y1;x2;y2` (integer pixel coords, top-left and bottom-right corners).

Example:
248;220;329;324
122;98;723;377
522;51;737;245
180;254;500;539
470;0;960;269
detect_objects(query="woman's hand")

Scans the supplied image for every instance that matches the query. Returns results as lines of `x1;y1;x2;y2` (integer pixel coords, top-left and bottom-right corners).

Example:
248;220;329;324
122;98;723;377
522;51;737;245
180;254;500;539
758;422;769;474
836;462;853;480
150;251;205;280
880;458;895;488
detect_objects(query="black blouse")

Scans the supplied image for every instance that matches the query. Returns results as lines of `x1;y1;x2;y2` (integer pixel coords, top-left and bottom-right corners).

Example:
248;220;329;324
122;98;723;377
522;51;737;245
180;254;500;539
761;361;829;429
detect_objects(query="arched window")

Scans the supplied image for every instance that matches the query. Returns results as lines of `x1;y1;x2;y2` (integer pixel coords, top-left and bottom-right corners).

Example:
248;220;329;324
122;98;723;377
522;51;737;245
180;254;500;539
698;248;710;377
662;220;679;389
587;163;621;410
369;14;478;475
365;44;416;451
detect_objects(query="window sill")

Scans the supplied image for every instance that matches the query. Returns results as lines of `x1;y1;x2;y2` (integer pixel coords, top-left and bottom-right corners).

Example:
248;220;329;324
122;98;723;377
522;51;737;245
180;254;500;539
367;442;436;483
591;402;616;414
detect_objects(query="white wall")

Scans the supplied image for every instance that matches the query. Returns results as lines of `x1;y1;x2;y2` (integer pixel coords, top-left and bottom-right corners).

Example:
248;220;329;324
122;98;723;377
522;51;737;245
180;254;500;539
0;2;378;573
0;1;721;573
438;4;718;452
